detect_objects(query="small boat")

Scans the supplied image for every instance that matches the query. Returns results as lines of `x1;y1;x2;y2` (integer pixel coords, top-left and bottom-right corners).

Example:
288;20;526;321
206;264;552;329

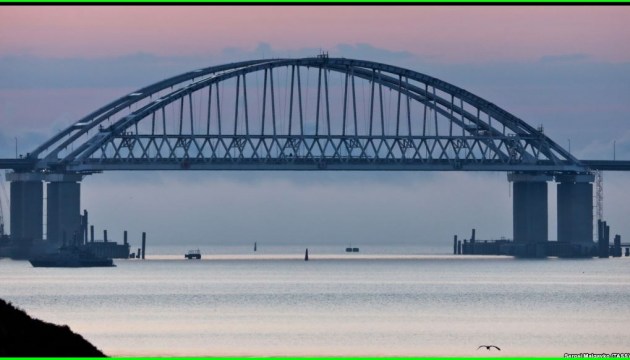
345;244;359;253
185;249;201;259
30;246;115;268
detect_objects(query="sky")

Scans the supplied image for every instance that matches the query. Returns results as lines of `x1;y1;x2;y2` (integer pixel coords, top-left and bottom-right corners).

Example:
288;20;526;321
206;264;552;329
1;6;630;252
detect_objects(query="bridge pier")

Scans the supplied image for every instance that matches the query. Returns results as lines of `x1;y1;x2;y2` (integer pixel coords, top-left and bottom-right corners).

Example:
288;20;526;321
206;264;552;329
508;173;552;257
556;174;596;257
5;172;83;249
6;173;43;246
46;174;83;245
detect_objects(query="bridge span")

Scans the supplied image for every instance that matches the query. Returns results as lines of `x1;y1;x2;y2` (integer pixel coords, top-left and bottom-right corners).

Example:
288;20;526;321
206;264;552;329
2;56;627;258
3;159;630;171
581;160;630;171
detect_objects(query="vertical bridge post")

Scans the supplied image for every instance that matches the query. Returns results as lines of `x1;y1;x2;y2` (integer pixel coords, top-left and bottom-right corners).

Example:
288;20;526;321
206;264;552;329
45;173;83;246
508;173;552;258
6;172;43;254
555;173;595;257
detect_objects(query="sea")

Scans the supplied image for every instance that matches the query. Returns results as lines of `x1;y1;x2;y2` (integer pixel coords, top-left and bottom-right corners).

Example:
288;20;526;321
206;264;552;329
1;244;630;357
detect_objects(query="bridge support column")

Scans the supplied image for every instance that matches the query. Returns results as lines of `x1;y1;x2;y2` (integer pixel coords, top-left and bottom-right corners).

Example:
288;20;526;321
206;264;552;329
6;172;43;246
556;174;595;257
508;173;552;258
45;174;83;245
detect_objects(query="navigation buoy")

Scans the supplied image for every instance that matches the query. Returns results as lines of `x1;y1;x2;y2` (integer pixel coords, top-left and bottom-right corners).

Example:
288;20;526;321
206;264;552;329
254;242;257;252
304;248;309;261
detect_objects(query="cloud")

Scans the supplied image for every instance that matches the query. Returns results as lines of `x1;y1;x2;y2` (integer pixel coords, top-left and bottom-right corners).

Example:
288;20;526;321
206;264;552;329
539;53;590;63
0;43;421;90
0;52;221;90
334;43;415;61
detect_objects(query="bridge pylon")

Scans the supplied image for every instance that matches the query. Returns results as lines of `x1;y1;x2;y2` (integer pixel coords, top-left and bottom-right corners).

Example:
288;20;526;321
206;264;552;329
6;172;43;250
508;173;552;257
556;173;596;257
508;172;597;258
45;173;83;245
5;172;83;255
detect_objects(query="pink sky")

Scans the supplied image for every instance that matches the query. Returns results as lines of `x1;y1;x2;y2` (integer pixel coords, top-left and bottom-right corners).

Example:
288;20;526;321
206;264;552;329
1;6;630;62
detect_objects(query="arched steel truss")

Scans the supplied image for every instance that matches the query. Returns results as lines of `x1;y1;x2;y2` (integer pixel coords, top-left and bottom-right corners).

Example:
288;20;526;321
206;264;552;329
30;56;587;173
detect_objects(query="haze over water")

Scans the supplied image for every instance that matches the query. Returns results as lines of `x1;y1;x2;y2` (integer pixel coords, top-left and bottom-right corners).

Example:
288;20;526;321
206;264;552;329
2;246;629;357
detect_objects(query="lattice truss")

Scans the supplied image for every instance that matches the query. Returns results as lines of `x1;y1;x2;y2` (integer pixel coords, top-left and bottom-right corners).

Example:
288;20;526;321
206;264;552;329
31;58;582;172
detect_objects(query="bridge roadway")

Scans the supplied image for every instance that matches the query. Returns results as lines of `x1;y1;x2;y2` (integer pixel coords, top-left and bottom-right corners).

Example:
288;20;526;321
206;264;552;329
581;160;630;171
2;158;630;171
0;159;35;171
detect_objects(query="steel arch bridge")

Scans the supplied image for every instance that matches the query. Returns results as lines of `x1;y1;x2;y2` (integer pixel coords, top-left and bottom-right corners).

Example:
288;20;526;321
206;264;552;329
28;56;587;174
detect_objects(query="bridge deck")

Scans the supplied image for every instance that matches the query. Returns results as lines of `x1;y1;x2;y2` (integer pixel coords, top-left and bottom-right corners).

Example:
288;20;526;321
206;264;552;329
0;159;36;171
1;158;629;172
581;160;630;171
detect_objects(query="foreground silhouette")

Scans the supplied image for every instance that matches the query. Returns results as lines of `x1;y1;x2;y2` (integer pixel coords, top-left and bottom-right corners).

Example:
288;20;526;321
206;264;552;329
0;298;106;357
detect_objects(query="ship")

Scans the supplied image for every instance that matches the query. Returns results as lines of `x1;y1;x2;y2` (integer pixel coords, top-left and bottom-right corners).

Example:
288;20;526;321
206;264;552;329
185;249;201;259
29;245;115;268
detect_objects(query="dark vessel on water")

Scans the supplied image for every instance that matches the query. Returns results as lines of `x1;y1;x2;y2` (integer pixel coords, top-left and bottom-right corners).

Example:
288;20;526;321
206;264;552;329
345;243;360;252
185;249;201;259
29;246;115;268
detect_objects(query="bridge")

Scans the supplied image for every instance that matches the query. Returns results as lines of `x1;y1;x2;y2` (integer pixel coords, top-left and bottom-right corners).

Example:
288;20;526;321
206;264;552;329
2;56;627;257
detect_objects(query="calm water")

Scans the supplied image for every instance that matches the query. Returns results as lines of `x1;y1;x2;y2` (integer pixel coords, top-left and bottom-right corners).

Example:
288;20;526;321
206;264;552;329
1;249;630;357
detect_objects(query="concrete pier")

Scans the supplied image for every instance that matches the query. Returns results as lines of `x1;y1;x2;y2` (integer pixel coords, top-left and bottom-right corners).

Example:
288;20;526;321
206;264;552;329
141;232;146;260
453;235;457;255
508;173;552;257
598;220;610;258
46;174;82;245
81;210;88;244
7;173;43;244
613;235;622;257
556;174;595;256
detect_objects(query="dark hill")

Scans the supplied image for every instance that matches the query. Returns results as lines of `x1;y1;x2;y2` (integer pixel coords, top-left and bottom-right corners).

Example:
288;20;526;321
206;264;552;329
0;298;106;357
